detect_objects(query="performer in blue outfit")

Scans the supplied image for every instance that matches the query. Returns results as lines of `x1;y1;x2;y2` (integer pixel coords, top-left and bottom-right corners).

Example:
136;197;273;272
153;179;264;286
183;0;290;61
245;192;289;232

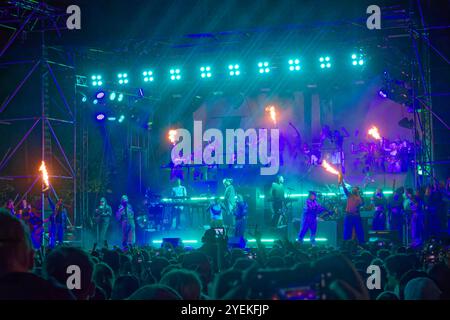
298;191;327;245
371;188;387;230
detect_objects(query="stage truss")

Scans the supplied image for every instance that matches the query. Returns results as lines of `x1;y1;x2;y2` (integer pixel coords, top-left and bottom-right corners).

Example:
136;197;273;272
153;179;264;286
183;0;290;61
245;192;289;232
0;1;77;246
1;1;448;247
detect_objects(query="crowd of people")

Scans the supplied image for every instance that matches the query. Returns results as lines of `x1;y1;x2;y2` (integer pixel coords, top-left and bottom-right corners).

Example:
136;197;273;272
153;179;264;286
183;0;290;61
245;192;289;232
0;207;449;300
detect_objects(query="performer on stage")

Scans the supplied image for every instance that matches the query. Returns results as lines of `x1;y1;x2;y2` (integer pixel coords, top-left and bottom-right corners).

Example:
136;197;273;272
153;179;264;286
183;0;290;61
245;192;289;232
116;195;136;248
404;188;424;247
298;191;327;245
371;188;387;230
95;197;112;246
388;187;405;243
171;178;187;230
234;194;248;239
208;198;223;228
339;175;365;244
222;178;236;227
270;175;285;227
47;196;68;248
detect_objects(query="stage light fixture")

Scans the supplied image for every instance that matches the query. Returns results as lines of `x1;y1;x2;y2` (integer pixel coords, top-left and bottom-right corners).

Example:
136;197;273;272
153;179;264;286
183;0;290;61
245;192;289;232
170;68;181;81
93;99;98;105
96;91;105;99
258;61;270;74
319;56;332;69
351;52;365;66
288;58;301;71
91;75;103;87
107;117;116;121
143;70;154;82
96;113;105;121
117;73;129;85
118;115;125;123
200;66;212;78
228;64;240;76
81;96;87;103
118;93;124;102
109;92;116;101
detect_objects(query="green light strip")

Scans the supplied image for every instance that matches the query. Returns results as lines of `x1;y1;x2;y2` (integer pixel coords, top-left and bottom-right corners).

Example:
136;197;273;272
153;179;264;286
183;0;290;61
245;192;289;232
247;239;275;243
152;240;198;244
162;191;394;203
152;238;327;245
247;238;328;242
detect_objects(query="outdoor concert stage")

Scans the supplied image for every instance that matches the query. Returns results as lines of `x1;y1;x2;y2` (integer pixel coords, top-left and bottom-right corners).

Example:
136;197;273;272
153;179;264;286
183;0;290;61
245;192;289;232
0;0;445;251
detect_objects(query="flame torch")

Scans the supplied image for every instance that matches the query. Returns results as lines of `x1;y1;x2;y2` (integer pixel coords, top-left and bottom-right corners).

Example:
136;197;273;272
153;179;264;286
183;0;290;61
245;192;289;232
265;105;277;125
168;129;177;145
368;126;381;140
39;161;50;191
321;159;340;176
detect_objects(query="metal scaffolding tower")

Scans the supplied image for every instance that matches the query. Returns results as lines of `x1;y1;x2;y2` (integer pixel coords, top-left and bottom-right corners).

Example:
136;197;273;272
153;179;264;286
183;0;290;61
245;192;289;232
0;1;76;247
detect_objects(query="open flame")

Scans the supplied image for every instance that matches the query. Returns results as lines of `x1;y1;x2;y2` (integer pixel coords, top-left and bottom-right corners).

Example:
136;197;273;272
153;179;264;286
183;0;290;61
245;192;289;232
321;159;340;176
168;129;177;145
265;105;277;125
39;161;49;191
368;126;381;140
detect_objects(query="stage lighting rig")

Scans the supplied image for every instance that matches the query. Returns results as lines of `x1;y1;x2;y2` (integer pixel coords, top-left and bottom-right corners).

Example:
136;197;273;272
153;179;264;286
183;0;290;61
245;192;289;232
319;56;331;69
91;75;103;87
288;59;301;71
170;68;181;80
258;61;270;74
117;73;129;85
228;64;240;76
351;52;365;66
200;66;212;78
143;70;154;82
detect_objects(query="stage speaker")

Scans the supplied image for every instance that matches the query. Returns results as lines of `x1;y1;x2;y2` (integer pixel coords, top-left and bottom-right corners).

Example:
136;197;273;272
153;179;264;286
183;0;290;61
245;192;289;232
228;236;246;249
162;237;182;248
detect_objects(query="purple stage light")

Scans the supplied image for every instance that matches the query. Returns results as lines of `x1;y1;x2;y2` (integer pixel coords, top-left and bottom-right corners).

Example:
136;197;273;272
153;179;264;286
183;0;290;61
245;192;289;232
96;91;105;99
96;113;105;121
